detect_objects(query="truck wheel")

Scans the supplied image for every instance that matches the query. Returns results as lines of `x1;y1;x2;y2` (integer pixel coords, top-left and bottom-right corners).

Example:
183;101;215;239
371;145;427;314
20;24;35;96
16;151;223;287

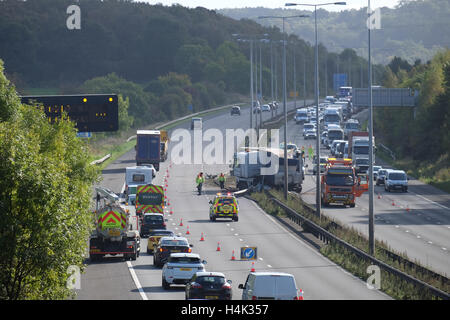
233;216;239;222
349;203;356;208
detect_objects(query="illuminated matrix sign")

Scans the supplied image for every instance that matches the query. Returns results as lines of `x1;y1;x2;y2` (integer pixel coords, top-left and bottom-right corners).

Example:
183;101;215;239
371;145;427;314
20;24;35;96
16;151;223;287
21;94;119;132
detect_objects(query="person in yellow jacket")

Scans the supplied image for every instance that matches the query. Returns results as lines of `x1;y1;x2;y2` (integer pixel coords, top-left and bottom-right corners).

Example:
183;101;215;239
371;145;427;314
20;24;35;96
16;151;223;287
196;172;204;195
218;173;226;190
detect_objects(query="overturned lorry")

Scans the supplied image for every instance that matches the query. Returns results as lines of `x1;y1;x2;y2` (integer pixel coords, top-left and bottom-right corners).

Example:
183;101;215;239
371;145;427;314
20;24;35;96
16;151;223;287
230;148;305;192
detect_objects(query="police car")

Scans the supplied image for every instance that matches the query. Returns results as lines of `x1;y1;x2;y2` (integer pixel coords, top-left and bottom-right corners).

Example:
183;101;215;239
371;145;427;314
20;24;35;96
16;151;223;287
209;193;239;222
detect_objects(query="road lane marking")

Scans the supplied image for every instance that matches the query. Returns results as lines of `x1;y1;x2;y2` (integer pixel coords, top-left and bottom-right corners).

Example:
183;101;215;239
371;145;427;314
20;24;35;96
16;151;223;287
126;261;147;300
410;192;450;210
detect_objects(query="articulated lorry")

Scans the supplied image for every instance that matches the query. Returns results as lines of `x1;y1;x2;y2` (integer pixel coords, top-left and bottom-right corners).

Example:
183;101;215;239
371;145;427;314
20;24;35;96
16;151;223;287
89;187;141;261
321;158;368;208
136;130;161;171
348;132;375;174
230;148;304;192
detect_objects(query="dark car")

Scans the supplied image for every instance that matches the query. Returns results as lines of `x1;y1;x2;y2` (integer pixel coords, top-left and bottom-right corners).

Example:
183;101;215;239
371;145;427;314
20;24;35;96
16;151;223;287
376;169;389;186
140;213;166;237
147;229;175;254
230;106;241;116
185;272;232;300
153;236;193;267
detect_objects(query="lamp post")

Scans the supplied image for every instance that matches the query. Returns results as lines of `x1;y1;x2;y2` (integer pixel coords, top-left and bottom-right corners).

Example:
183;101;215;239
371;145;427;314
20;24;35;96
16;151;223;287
285;1;346;217
258;14;309;200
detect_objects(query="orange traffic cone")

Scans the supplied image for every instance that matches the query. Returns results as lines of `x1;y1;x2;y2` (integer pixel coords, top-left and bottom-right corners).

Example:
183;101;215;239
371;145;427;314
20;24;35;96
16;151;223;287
216;242;221;251
406;206;410;212
392;200;395;206
297;289;304;300
200;232;205;241
186;226;190;235
250;262;255;272
179;219;183;226
377;193;381;199
231;250;236;261
170;209;173;215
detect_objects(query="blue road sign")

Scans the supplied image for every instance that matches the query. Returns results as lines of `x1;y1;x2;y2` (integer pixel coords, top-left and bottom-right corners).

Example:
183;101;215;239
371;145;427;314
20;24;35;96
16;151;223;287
77;132;92;138
240;247;257;260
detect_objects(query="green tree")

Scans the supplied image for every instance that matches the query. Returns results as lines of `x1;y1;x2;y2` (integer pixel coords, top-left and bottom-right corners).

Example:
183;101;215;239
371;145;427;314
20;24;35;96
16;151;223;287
0;62;99;299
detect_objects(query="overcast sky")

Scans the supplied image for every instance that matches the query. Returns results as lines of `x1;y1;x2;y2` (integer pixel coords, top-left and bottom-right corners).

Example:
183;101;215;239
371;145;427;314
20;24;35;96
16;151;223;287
139;0;401;11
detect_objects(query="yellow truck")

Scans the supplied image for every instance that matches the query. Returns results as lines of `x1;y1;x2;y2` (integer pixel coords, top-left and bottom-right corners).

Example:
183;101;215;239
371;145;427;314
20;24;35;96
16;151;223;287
160;130;169;162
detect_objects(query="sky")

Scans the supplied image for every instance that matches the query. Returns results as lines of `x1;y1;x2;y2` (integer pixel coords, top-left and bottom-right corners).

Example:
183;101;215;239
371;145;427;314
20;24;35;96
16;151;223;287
139;0;402;11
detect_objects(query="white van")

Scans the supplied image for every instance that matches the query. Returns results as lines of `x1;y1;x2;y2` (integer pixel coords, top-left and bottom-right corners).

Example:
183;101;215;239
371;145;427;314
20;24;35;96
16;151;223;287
238;272;302;300
191;117;202;130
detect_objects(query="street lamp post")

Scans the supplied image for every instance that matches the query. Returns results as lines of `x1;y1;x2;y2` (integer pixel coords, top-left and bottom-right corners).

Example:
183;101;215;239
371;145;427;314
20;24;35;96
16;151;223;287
285;1;346;217
259;14;309;200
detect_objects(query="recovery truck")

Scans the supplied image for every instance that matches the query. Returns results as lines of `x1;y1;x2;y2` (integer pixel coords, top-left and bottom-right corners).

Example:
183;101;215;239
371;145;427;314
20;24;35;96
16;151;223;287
320;158;368;207
160;130;169;162
135;130;161;171
89;187;141;261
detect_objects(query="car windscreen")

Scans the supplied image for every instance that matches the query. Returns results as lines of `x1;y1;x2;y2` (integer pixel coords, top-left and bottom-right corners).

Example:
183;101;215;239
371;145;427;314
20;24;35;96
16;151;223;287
345;123;359;129
356;159;369;165
354;146;369;155
138;193;163;205
324;114;340;122
217;198;235;206
328;130;343;140
389;173;407;180
161;239;188;246
149;231;174;236
144;215;163;224
197;276;225;285
168;257;200;264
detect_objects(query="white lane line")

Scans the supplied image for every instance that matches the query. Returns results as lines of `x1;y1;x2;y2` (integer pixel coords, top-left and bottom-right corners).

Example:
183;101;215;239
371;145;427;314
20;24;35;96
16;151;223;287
410;191;450;210
267;265;272;268
126;261;148;300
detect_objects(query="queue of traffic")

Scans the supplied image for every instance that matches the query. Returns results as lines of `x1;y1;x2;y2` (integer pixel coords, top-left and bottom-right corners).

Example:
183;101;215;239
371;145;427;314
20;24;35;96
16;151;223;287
90;120;304;300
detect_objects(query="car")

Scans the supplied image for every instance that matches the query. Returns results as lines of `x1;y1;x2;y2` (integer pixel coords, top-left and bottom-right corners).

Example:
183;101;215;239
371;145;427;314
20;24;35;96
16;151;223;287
261;104;271;112
209;193;239;222
366;165;382;180
162;253;207;289
271;101;279;110
313;156;328;175
140;213;166;237
153;236;193;267
376;169;390;186
304;129;317;140
185;272;232;300
239;272;303;300
230;106;241;116
385;170;409;192
321;131;328;145
302;123;316;136
294;109;309;124
330;140;346;157
147;229;175;254
253;106;261;114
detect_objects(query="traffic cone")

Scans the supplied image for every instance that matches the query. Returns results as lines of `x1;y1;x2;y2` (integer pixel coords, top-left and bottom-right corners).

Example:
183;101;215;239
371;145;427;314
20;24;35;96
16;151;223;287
250;261;255;272
231;250;236;261
406;205;410;212
392;200;395;206
200;232;205;241
179;219;183;226
170;209;173;215
377;193;381;199
298;289;304;300
216;242;221;251
186;226;190;235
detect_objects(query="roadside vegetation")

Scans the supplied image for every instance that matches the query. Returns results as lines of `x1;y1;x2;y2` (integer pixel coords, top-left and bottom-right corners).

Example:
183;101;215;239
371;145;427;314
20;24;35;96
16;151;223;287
376;50;450;193
0;61;99;300
250;189;449;299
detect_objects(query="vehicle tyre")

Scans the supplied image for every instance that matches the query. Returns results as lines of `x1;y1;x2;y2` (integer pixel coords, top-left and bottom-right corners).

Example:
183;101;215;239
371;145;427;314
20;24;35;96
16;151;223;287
349;203;356;208
162;278;170;290
132;252;137;261
233;216;239;222
211;216;216;222
147;248;151;254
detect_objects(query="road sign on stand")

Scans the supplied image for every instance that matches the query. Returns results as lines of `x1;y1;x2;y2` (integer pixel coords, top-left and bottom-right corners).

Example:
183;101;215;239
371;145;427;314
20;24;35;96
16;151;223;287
240;247;257;260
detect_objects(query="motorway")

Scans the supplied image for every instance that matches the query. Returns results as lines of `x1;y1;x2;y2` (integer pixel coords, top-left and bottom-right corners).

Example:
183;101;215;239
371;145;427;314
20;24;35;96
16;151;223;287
282;116;450;277
76;102;390;300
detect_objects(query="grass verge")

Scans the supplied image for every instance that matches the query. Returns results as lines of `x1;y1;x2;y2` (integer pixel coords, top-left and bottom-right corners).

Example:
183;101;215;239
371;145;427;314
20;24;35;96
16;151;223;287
249;189;449;299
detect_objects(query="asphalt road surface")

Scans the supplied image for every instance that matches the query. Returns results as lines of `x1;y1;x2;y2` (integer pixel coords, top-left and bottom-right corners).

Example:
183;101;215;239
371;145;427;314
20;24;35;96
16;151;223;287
75;102;390;300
